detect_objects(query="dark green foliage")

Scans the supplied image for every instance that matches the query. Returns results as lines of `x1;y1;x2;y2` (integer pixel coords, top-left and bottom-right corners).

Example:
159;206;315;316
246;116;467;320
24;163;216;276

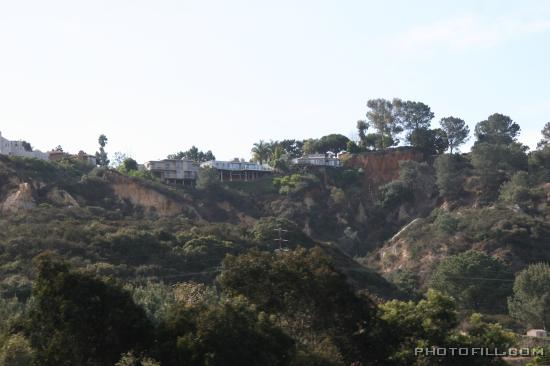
396;100;434;133
470;114;527;202
26;254;152;366
218;248;388;365
434;212;459;235
250;217;313;249
409;127;449;153
470;141;528;202
385;270;421;299
381;290;514;366
435;154;468;200
537;122;550;149
529;146;550;183
167;146;215;162
440;116;469;154
273;139;304;159
95;134;109;167
431;250;513;312
158;297;295;366
21;141;32;152
377;160;436;210
7;156;91;184
365;98;403;149
251;140;272;164
508;263;550;329
499;171;536;208
312;134;350;154
196;167;221;189
121;157;139;172
378;180;413;209
475;113;521;145
346;140;361;153
273;173;319;195
174;235;239;268
360;133;395;150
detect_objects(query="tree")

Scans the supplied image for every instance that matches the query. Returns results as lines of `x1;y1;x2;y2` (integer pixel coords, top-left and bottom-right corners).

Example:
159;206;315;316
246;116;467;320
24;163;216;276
381;290;515;366
471;115;528;202
271;139;303;159
537;122;550;149
470;141;528;202
251;140;272;164
435;154;468;200
430;250;513;313
26;253;152;366
440;116;470;154
218;248;388;365
366;98;403;149
346;140;361;153
475;113;520;145
314;134;350;154
167;146;215;163
396;100;434;146
0;333;34;366
21;141;32;152
121;158;139;172
529;146;550;183
157;297;296;366
508;263;550;329
356;120;369;147
112;152;129;167
408;128;449;153
95;134;110;167
196;167;220;190
499;171;533;208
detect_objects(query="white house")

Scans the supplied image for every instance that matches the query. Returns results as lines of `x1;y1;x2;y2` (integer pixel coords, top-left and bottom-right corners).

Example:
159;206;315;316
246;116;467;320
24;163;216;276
200;160;273;182
145;159;199;186
291;153;342;167
0;131;48;160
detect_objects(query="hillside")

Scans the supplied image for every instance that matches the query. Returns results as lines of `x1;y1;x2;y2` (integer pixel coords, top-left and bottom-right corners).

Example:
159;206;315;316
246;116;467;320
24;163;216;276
0;155;403;301
1;139;550;365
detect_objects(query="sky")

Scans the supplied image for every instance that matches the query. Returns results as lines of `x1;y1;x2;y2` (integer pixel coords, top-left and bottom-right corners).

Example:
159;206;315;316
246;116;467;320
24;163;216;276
1;0;549;162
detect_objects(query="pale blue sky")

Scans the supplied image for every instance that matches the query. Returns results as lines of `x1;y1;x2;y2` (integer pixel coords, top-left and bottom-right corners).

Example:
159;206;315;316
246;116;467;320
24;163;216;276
1;0;549;162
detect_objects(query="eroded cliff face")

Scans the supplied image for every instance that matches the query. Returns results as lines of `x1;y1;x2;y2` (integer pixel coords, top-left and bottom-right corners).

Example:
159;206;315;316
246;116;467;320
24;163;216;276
104;172;190;217
1;182;36;214
345;148;427;192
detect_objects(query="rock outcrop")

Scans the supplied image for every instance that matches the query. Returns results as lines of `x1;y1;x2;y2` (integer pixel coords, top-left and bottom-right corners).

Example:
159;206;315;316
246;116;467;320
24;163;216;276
1;182;36;214
46;188;80;207
103;171;190;217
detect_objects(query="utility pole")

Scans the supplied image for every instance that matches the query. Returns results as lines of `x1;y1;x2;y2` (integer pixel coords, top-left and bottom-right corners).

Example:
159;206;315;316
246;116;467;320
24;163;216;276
273;228;289;251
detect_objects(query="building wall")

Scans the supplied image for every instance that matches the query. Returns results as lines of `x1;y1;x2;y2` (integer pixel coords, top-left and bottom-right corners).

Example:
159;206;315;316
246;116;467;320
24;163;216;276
145;159;199;185
0;131;48;160
200;160;274;182
201;160;273;172
291;154;342;167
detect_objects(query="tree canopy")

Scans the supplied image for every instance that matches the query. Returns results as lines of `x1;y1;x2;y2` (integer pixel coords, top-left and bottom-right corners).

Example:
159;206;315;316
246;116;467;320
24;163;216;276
167;146;215;162
430;250;513;313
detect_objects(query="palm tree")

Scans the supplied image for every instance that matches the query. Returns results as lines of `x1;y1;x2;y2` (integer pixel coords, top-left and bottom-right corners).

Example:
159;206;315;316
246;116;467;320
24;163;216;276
251;140;271;165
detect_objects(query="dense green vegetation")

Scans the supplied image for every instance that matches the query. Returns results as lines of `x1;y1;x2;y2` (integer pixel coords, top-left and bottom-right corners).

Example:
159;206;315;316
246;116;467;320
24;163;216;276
1;103;549;364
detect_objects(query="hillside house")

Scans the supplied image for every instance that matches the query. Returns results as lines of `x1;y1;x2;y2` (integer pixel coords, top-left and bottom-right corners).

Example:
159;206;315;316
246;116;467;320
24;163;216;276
0;131;48;160
200;160;273;182
291;153;342;167
145;159;199;186
48;150;96;165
